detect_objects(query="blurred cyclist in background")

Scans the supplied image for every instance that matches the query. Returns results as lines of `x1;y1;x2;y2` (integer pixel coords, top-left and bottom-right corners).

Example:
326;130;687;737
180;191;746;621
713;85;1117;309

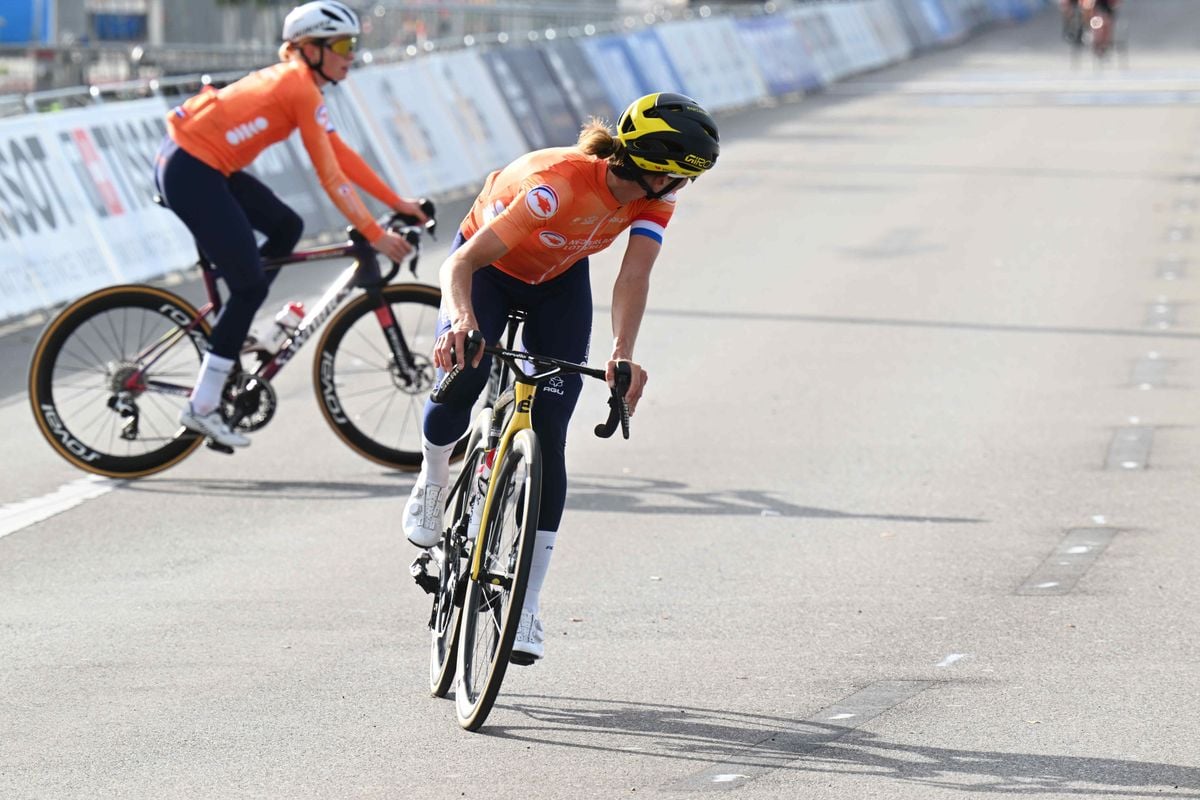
154;0;429;447
404;92;720;662
1086;0;1121;54
1060;0;1083;43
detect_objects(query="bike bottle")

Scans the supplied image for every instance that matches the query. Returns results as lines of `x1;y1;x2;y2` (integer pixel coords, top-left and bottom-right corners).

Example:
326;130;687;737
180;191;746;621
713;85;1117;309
466;448;496;540
263;301;305;352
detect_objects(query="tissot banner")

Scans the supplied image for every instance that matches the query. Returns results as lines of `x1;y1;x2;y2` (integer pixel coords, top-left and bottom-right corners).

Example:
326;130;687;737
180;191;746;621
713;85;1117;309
0;98;194;319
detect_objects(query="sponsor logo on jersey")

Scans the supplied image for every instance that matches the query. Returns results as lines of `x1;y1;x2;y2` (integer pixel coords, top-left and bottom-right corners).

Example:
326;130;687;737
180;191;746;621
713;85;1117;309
316;104;335;131
539;231;567;248
483;199;506;224
525;185;559;219
541;375;566;396
225;116;270;146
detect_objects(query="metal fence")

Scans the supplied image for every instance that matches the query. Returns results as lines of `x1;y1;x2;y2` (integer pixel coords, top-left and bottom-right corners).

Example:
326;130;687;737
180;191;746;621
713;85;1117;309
0;1;777;115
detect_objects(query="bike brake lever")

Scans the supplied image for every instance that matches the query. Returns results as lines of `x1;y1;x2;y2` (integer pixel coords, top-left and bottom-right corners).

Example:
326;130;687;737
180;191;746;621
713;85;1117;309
593;362;631;440
431;331;484;403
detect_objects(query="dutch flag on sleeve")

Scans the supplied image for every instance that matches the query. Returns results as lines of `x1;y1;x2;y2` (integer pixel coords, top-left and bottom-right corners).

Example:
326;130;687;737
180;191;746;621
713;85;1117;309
629;212;669;245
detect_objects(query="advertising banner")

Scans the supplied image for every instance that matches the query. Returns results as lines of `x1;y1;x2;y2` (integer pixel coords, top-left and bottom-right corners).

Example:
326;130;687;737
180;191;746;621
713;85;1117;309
482;48;580;148
345;61;481;197
540;39;621;127
888;0;943;48
864;0;916;62
622;28;688;98
423;50;529;179
735;15;824;97
792;6;853;83
652;18;767;111
578;36;651;113
826;3;887;73
0;98;196;320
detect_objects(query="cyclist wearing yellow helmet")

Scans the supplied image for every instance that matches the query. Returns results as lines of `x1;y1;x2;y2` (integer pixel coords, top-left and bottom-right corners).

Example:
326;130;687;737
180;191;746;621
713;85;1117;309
403;92;719;662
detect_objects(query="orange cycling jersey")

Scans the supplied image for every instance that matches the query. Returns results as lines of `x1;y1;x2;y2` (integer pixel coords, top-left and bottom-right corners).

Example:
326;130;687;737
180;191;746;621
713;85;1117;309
167;59;397;243
461;148;675;284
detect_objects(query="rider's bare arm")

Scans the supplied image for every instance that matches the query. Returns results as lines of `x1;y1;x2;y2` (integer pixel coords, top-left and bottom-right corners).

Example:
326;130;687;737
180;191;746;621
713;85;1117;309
436;228;511;370
609;233;658;413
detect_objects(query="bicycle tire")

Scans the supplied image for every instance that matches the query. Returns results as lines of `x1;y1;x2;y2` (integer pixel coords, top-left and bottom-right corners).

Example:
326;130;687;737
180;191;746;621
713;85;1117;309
430;408;491;696
28;284;210;478
315;282;465;470
455;428;541;731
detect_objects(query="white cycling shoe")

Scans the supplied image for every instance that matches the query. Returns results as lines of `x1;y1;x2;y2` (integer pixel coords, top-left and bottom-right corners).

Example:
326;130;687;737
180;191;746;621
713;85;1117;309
511;608;544;664
179;405;250;448
403;476;446;548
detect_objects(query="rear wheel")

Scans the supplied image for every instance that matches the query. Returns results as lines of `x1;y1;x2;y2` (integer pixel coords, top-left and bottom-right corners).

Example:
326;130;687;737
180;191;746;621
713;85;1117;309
455;428;541;731
315;282;466;470
28;285;210;478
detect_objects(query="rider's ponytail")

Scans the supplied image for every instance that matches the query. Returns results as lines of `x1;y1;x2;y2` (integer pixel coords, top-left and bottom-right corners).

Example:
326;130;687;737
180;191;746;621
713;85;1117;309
577;118;627;165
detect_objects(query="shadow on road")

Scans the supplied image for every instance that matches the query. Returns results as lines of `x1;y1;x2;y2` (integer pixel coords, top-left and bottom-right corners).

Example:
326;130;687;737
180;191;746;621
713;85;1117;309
567;475;983;524
488;694;1200;797
118;477;406;500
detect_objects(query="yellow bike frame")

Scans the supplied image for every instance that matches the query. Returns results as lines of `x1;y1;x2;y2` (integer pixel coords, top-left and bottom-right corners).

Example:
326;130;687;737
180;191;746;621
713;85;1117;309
468;379;536;583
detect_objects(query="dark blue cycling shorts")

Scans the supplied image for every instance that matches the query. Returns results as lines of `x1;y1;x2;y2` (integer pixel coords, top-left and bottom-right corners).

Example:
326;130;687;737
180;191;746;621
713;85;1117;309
424;232;593;531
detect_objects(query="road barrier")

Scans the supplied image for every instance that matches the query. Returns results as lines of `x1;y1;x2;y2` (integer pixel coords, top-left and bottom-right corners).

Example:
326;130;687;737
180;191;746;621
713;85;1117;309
0;0;1049;323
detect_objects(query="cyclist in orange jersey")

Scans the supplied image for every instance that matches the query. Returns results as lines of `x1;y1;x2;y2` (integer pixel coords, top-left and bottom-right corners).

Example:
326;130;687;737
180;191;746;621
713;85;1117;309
153;1;429;447
403;93;720;663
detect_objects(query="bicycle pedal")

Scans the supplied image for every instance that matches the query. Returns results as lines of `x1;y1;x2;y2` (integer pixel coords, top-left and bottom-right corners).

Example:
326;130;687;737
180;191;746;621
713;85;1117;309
409;553;439;595
205;440;235;455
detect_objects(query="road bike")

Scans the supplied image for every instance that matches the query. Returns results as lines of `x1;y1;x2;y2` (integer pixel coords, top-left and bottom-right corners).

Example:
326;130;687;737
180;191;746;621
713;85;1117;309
411;313;631;731
28;202;461;478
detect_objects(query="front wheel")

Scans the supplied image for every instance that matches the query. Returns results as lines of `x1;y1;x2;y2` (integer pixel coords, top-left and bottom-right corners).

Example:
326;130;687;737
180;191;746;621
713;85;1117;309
430;407;493;697
28;284;210;478
455;428;541;731
315;282;466;471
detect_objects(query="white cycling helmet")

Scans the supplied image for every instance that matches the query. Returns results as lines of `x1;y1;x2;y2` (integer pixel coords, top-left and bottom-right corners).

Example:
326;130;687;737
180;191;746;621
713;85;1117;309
283;1;361;42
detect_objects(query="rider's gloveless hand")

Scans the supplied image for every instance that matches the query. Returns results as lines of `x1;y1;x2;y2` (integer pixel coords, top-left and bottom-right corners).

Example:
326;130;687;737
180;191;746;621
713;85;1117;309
607;358;646;415
374;230;414;263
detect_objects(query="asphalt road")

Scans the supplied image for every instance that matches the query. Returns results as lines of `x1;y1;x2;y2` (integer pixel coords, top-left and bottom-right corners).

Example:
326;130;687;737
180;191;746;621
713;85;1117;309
4;4;1200;798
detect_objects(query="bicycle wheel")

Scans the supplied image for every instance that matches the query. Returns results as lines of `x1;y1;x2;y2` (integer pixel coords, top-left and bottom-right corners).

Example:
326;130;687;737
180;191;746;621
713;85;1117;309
430;407;493;696
455;428;541;731
315;282;463;470
28;285;210;478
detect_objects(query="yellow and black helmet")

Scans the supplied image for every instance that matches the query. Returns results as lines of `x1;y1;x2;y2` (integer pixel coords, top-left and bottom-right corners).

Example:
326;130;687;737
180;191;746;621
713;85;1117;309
616;92;719;178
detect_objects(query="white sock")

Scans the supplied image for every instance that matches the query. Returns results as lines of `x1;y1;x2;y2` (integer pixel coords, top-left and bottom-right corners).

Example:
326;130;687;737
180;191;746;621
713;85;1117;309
421;437;456;486
189;352;236;416
523;529;557;615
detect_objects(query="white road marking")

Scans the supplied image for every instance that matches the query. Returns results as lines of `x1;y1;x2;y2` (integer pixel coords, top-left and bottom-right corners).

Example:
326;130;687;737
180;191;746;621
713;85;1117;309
0;476;121;540
710;774;747;783
936;653;967;668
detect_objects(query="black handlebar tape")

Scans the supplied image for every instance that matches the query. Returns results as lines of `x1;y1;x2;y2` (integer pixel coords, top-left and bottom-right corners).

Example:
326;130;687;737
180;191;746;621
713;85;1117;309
430;331;483;403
